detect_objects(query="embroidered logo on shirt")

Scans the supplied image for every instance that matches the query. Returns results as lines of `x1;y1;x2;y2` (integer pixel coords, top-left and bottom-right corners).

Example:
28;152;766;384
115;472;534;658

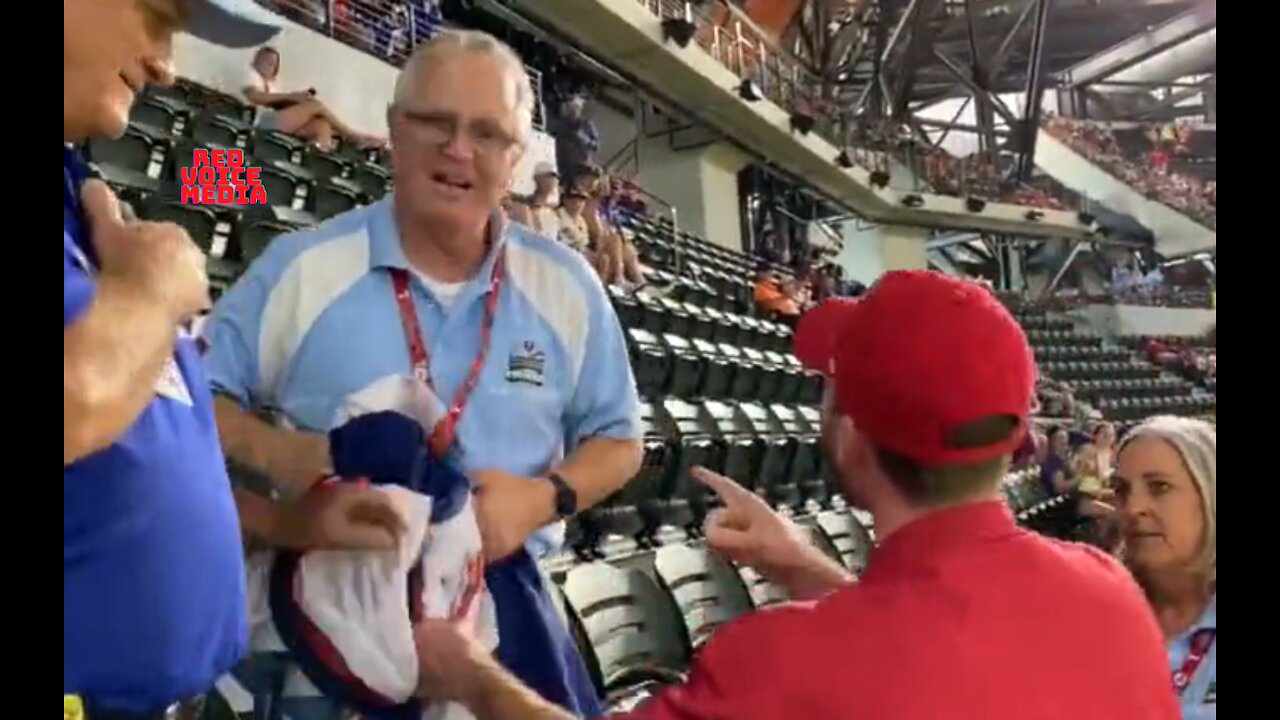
505;341;546;387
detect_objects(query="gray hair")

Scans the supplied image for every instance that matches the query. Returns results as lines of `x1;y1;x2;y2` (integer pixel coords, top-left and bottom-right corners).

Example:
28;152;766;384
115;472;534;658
391;30;534;142
1117;415;1216;587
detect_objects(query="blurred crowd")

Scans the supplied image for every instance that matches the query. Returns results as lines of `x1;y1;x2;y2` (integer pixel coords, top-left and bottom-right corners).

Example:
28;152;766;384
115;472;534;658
1142;336;1216;388
751;257;862;325
1043;115;1216;229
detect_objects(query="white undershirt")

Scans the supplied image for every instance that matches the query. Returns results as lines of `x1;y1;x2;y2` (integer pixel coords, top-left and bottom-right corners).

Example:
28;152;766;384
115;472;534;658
417;272;465;309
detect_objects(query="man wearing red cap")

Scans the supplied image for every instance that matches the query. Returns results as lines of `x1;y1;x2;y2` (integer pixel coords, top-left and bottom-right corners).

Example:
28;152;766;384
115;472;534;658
409;270;1179;719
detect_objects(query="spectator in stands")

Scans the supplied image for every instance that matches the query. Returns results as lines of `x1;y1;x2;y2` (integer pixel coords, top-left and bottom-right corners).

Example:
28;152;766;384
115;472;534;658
576;168;643;288
1040;425;1075;496
239;46;385;151
62;3;344;718
1112;416;1216;717
752;264;800;319
553;93;600;179
201;30;637;719
410;271;1178;719
557;188;592;254
1093;421;1118;480
511;161;561;238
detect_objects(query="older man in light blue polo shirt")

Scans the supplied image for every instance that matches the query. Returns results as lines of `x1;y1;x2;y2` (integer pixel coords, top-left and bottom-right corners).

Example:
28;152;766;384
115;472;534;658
201;30;641;719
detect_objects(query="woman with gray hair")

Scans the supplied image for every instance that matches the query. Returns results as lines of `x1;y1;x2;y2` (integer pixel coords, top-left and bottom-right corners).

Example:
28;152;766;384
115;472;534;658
1111;415;1216;718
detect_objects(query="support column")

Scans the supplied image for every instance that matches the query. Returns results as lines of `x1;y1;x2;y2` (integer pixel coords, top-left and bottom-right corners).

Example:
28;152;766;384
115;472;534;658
837;221;928;285
629;141;750;252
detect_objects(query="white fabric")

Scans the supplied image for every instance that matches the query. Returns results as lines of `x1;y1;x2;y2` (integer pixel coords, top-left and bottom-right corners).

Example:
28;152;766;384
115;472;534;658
240;65;273;103
243;375;498;719
416;273;466;310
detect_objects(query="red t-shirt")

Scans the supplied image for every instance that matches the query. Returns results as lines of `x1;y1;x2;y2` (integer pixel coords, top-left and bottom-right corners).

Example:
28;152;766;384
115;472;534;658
610;502;1177;720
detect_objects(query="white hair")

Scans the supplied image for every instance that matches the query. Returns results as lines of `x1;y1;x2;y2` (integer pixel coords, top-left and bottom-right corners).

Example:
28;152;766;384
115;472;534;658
1117;415;1216;587
391;30;534;142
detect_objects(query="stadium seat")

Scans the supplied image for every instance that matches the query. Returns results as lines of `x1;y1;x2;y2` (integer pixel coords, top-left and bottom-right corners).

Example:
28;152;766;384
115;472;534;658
815;511;876;575
236;219;295;266
690;338;732;399
652;544;754;649
736;564;789;609
662;333;705;399
718;343;761;400
660;398;718;528
625;328;671;400
700;400;762;494
735;403;790;495
560;562;689;706
304;149;352;182
609;285;643;328
86;124;169;199
189;112;250;150
128;93;192;136
351;161;392;200
251;130;309;166
257;160;316;212
658;298;692;338
742;347;780;402
312;177;365;220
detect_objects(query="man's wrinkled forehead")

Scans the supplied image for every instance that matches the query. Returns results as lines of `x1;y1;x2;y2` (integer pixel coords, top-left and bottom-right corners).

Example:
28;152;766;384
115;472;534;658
403;48;520;117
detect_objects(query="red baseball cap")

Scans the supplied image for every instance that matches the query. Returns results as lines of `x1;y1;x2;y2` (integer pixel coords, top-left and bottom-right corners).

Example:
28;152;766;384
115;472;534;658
793;270;1036;466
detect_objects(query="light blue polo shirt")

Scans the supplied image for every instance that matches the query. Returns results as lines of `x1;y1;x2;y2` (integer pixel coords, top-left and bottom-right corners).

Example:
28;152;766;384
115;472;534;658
1170;593;1216;719
201;197;641;555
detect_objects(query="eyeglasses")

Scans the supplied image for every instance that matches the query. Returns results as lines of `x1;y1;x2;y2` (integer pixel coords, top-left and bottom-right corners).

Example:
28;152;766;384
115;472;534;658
396;108;520;156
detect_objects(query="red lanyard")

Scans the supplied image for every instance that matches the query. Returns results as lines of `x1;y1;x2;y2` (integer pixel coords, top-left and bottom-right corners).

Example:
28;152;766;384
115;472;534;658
388;249;506;457
1172;627;1215;695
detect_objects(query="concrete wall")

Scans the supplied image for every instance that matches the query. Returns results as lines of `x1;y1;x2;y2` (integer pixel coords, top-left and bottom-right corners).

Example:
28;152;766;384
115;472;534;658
172;20;556;195
1070;304;1217;338
836;222;927;285
594;102;747;251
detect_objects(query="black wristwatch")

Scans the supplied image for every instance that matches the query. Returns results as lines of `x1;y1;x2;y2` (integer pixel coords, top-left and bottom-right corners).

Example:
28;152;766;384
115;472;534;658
547;472;578;519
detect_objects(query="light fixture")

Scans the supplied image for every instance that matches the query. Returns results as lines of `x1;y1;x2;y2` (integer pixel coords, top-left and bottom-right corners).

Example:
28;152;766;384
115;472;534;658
965;197;986;213
1077;211;1096;226
789;111;815;135
737;79;762;102
902;194;925;208
869;170;890;188
835;150;854;169
661;18;696;48
1025;209;1044;221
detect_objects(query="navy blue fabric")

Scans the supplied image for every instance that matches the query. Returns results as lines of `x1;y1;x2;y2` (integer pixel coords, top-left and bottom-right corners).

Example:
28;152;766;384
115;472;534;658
1039;454;1070;496
487;550;603;718
64;146;247;712
327;410;468;523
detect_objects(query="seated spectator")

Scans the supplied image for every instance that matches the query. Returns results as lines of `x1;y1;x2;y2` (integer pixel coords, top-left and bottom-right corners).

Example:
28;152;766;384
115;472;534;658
575;168;642;288
1040;426;1075;496
752;264;801;318
556;189;592;254
510;162;560;238
239;46;384;151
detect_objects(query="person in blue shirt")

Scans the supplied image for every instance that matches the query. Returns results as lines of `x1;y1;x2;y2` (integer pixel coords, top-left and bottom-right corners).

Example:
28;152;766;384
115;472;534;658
64;2;405;717
1112;416;1217;719
201;30;642;719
